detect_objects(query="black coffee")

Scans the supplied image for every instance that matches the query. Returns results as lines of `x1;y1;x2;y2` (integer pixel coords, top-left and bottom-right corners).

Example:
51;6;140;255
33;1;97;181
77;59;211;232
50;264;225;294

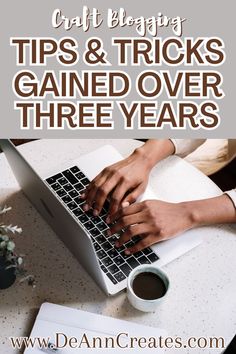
132;272;166;300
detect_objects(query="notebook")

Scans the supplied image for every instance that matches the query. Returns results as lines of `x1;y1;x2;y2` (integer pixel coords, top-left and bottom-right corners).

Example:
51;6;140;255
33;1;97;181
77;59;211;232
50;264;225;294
24;302;167;353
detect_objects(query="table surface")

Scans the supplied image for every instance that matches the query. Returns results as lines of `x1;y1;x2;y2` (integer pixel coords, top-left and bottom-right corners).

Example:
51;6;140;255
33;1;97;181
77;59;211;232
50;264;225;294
0;139;236;354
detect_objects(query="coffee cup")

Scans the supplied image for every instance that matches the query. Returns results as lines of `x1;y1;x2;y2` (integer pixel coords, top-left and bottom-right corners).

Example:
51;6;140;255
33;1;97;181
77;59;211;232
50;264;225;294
127;264;169;312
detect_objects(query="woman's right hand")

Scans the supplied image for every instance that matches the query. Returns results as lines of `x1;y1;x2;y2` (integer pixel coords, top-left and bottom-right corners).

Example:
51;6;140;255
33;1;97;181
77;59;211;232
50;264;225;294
81;148;152;217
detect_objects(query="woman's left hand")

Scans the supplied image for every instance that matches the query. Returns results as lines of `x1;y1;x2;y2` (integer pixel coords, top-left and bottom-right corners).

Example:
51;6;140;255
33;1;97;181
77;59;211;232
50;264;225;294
107;200;196;254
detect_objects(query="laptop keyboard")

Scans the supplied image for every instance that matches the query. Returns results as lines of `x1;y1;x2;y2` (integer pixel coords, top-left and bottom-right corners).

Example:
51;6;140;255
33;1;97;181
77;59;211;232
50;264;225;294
45;166;159;285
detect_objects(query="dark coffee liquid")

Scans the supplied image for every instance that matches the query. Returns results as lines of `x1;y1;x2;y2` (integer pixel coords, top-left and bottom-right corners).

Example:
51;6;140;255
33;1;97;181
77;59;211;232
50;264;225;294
132;272;166;300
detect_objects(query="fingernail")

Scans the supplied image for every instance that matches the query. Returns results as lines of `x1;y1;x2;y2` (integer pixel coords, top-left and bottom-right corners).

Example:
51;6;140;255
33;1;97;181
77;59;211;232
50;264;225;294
122;201;130;208
80;193;85;199
106;216;110;224
93;209;99;216
83;204;89;211
125;249;131;255
107;229;111;236
115;241;120;247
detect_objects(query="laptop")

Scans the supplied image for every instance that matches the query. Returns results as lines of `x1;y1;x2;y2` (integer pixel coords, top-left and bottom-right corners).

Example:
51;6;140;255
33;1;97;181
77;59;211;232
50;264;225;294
0;139;202;295
24;302;167;353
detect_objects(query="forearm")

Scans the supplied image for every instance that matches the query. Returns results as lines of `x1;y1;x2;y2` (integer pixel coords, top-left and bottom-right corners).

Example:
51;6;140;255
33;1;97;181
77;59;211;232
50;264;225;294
134;139;175;170
182;194;236;227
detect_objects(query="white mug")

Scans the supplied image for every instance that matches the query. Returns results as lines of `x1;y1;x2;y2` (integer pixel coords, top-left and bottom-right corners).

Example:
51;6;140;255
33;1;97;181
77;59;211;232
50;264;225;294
127;264;170;312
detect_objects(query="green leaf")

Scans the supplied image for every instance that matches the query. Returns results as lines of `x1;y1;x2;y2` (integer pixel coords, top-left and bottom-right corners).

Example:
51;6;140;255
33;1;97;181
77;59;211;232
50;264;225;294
0;241;7;249
7;241;15;251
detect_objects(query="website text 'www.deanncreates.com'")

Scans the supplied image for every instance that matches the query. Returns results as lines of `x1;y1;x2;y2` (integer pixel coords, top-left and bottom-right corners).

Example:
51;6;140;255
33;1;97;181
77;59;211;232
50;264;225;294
9;332;225;351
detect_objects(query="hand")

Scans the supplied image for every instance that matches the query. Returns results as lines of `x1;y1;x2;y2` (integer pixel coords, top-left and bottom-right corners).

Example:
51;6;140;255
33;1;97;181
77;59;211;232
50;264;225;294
81;140;175;217
81;149;152;216
107;200;196;254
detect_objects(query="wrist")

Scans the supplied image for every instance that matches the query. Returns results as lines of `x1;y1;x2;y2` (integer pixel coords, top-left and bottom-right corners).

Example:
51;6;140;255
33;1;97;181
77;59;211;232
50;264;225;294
180;194;236;227
179;201;202;228
133;145;156;170
133;139;175;170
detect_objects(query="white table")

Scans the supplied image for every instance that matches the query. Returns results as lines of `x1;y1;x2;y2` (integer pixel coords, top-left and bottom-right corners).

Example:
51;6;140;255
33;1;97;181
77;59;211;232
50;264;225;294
0;139;236;354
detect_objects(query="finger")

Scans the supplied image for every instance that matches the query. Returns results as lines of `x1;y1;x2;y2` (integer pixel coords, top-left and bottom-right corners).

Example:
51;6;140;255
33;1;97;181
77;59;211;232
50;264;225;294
125;234;156;255
80;180;93;199
108;211;145;235
121;201;130;208
81;184;94;202
92;174;120;215
122;183;146;205
81;171;104;199
109;202;143;224
108;181;130;216
116;223;150;247
106;201;129;224
83;176;106;211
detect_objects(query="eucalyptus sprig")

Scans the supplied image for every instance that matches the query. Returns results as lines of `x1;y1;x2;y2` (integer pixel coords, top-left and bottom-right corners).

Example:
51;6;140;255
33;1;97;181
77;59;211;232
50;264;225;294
0;224;22;235
0;205;12;215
